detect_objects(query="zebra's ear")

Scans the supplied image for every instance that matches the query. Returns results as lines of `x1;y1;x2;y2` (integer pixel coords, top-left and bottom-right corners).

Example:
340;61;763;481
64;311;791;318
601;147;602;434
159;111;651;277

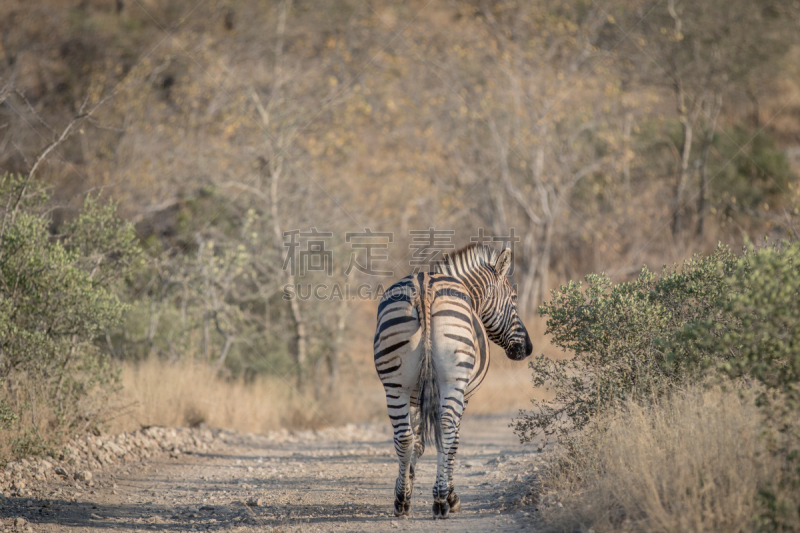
494;248;513;278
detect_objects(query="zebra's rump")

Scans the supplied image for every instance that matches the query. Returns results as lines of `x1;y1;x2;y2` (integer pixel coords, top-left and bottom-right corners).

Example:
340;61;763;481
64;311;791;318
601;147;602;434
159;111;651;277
373;273;490;401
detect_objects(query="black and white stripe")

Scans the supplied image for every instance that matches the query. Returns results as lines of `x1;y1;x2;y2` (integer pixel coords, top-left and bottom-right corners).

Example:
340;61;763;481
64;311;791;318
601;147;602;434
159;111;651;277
374;244;533;519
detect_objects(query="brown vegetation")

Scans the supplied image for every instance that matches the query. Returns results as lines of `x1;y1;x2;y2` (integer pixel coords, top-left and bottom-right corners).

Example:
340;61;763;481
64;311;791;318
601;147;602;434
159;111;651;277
1;0;799;480
109;346;544;435
535;384;800;532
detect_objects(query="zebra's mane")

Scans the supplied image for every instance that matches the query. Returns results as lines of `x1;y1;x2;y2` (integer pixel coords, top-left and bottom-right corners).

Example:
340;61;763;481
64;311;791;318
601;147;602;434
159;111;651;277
435;243;499;276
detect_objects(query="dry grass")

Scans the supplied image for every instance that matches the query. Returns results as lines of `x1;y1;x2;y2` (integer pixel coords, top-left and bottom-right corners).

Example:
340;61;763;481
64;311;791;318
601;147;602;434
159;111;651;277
1;313;553;458
3;351;541;458
109;340;549;435
537;385;794;533
108;314;555;434
466;316;557;416
466;348;552;416
109;357;387;435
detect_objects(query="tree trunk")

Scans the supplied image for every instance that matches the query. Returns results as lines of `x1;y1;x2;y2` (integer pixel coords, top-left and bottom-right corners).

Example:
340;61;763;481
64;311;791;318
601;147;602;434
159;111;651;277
215;334;233;370
538;219;554;310
697;93;723;237
147;298;160;357
746;88;760;129
202;307;211;362
327;270;352;396
622;112;633;188
519;227;538;318
528;217;555;316
268;155;308;392
288;288;307;392
672;113;693;237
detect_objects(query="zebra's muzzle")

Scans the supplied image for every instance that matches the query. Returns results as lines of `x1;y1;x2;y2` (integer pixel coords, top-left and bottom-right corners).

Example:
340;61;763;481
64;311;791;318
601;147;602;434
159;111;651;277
506;338;532;361
506;331;533;360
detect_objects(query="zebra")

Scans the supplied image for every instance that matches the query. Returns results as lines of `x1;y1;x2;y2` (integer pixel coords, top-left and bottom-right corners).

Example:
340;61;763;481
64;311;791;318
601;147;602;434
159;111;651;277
373;243;533;519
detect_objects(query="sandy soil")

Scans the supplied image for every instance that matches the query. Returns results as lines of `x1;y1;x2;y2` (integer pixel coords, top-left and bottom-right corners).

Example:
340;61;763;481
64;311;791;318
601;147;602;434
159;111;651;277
1;414;542;532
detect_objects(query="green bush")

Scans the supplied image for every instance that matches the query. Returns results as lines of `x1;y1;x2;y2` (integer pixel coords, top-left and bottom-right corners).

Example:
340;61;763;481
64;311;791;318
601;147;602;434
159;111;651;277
674;243;800;529
0;173;140;460
517;241;800;527
514;244;738;443
676;243;800;402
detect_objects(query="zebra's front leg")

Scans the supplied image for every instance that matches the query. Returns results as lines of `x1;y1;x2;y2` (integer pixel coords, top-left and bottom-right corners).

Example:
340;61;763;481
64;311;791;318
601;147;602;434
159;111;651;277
392;398;415;517
432;402;463;519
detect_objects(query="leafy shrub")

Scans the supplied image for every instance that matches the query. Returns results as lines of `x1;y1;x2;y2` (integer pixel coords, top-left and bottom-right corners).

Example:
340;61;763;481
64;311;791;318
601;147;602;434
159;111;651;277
0;173;140;460
675;242;800;402
514;244;738;442
517;241;800;528
674;242;800;529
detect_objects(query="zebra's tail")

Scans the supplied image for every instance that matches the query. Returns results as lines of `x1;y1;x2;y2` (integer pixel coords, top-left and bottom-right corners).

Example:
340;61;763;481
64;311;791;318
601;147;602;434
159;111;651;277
415;275;442;453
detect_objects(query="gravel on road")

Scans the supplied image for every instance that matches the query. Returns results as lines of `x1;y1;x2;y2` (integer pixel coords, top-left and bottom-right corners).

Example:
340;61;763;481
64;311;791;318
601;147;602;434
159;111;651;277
1;414;543;532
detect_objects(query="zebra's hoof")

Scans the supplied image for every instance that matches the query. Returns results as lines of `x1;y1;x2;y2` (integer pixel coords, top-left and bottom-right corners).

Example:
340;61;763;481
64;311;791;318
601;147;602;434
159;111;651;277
447;493;462;513
432;500;450;519
394;499;410;517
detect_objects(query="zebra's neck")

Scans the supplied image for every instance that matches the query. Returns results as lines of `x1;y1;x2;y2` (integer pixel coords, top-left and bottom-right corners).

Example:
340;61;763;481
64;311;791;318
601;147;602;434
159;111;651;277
435;245;497;313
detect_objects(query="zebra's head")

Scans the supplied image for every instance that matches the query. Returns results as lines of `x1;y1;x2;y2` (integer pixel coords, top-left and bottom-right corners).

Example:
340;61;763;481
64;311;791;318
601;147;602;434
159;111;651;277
483;248;533;361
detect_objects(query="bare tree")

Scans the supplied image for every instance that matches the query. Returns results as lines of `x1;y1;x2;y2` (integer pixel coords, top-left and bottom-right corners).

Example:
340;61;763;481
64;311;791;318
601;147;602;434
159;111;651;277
621;0;795;237
436;0;622;315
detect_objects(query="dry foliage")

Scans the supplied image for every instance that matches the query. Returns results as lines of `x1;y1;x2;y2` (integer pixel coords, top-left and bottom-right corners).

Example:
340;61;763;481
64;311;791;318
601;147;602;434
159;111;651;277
76;305;553;445
108;356;385;434
2;0;799;466
108;352;542;434
536;384;799;533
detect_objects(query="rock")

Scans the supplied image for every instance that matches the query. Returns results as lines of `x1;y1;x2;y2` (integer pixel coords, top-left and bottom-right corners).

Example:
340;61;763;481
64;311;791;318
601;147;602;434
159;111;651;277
246;498;263;507
14;517;27;527
199;505;214;511
74;471;92;482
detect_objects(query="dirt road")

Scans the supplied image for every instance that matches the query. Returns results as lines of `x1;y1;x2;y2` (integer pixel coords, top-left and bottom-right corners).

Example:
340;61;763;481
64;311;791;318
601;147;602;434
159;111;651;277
2;414;542;532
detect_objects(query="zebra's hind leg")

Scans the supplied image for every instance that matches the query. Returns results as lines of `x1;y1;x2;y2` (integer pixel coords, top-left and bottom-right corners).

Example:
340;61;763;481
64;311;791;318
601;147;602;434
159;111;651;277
445;423;462;513
409;405;425;488
392;396;415;517
432;395;464;519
